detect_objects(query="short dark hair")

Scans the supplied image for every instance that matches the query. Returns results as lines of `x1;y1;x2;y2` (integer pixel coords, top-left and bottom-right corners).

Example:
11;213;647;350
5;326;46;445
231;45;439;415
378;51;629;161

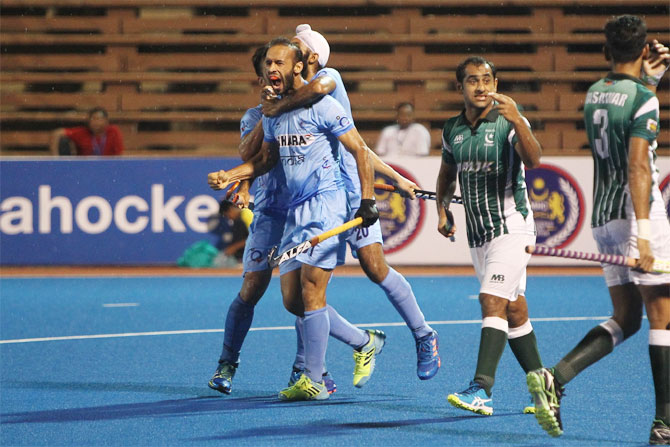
456;56;497;84
266;37;303;65
396;102;414;112
88;107;108;119
251;45;268;77
219;199;235;215
604;15;647;63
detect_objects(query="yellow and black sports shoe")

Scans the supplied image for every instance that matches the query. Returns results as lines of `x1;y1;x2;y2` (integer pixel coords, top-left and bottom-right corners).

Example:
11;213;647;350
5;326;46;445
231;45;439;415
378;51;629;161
278;374;329;401
353;329;386;388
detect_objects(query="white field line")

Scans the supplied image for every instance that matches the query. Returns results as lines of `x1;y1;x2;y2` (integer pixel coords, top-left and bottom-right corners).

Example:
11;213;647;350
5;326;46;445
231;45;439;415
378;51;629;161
102;303;139;308
0;315;619;345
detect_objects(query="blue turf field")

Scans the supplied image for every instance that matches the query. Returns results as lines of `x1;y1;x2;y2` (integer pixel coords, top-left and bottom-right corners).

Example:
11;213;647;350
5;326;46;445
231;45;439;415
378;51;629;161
0;274;656;446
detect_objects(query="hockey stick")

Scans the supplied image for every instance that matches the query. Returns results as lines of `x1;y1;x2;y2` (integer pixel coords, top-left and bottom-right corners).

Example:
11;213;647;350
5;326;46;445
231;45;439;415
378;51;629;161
525;245;670;273
373;183;463;204
268;217;364;269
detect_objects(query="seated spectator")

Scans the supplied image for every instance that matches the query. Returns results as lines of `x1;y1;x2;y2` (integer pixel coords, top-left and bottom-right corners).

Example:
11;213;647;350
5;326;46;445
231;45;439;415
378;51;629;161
50;107;124;156
211;200;251;267
375;102;431;157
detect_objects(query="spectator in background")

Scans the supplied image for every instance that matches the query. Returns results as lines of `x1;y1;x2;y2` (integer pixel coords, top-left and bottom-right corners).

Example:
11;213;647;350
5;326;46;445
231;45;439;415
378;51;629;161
375;102;431;157
213;200;251;266
50;107;124;156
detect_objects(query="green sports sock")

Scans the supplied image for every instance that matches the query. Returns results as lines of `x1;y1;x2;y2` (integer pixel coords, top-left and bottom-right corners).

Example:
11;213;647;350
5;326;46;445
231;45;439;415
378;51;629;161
554;325;613;386
508;330;543;373
474;326;508;396
649;336;670;425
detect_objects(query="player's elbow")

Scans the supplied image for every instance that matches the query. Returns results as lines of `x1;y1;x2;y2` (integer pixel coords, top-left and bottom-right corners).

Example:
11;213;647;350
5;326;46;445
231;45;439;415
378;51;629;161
313;77;336;96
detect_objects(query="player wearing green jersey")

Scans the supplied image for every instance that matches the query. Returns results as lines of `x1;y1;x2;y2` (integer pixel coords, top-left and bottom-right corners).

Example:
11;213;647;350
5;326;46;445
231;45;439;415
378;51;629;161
437;56;544;416
526;16;670;444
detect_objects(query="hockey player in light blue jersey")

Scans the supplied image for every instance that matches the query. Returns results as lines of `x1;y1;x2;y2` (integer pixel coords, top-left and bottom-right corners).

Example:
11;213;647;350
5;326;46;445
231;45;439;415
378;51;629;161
208;38;384;401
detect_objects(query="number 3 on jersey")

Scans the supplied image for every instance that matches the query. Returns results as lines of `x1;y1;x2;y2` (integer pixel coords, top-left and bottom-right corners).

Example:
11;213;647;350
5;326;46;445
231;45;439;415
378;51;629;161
593;109;609;159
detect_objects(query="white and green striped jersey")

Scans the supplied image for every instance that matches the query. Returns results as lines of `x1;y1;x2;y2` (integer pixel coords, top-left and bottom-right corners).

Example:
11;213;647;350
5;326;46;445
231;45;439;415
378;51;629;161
442;108;534;247
584;72;662;227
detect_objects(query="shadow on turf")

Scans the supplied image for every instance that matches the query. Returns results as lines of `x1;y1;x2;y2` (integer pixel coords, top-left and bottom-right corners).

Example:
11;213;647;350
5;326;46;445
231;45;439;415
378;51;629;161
0;387;407;425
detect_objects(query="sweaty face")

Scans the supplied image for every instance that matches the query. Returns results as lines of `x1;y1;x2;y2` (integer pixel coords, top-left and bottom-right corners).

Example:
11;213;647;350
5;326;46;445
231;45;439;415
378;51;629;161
88;112;108;135
290;37;312;77
459;63;498;110
265;45;300;95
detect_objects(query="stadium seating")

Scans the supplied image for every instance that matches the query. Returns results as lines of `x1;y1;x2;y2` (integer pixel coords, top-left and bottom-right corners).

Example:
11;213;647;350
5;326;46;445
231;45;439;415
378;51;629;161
1;0;668;156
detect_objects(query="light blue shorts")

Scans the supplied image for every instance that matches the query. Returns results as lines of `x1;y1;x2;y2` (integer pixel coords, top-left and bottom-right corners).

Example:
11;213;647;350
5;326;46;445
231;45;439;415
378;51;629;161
339;207;384;262
242;209;286;274
279;189;347;275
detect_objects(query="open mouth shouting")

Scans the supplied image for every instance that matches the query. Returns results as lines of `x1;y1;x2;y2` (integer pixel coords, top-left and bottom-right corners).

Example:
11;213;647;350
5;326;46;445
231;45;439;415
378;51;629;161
268;74;283;93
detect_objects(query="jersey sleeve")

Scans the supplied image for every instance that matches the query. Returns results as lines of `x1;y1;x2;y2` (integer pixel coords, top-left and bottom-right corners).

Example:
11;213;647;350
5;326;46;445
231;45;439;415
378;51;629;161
262;116;277;143
441;119;456;164
630;94;660;142
315;97;354;137
240;106;263;139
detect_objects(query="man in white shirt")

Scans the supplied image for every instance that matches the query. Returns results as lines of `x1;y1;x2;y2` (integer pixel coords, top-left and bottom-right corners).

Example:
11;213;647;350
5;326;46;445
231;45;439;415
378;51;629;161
375;102;431;156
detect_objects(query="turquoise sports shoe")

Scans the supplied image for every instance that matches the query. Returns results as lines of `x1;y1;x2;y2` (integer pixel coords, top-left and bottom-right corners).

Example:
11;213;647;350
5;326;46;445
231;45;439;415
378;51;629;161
447;381;493;415
416;330;440;380
527;368;564;437
353;329;386;388
289;367;336;394
278;374;329;401
208;360;238;395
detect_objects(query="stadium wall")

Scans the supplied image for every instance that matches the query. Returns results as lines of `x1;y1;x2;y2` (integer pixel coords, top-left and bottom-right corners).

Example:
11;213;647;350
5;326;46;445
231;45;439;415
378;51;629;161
2;156;668;266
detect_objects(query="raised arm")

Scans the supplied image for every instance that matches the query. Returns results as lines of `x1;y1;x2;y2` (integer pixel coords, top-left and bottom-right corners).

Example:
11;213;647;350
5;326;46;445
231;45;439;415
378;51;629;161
489;92;542;169
262;75;336;117
239;120;264;162
208;141;279;191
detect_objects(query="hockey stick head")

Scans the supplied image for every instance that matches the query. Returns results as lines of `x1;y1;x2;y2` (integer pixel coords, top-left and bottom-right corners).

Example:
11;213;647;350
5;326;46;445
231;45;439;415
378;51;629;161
267;245;280;269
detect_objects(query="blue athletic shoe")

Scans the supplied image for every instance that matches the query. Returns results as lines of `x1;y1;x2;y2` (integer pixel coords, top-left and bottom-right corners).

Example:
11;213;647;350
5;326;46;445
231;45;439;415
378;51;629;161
208;360;238;394
289;367;337;394
416;330;440;380
447;381;493;415
322;371;337;395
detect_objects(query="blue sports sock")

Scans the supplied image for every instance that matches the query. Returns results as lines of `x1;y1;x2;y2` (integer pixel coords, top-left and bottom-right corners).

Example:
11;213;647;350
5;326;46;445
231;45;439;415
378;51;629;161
303;307;330;383
293;317;305;370
219;294;254;364
327;305;368;349
379;268;432;339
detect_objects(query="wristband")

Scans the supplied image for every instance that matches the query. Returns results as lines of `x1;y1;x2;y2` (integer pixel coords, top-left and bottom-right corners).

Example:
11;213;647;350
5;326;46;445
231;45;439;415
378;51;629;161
637;219;651;240
640;65;669;87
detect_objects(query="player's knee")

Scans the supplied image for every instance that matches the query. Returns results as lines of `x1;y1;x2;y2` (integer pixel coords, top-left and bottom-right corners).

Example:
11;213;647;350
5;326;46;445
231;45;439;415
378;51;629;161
358;248;389;283
619;314;642;339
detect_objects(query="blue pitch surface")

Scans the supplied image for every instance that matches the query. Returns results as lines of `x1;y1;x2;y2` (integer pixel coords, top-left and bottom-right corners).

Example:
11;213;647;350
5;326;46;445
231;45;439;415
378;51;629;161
0;274;656;446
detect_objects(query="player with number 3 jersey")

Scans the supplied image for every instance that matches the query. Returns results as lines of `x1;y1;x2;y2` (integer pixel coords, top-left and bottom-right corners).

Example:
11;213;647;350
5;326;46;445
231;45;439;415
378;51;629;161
526;16;670;444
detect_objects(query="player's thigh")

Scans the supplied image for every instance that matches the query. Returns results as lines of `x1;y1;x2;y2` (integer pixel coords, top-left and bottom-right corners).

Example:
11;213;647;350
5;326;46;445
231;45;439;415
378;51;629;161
239;269;273;305
242;211;285;274
471;233;534;301
507;295;530;327
280;268;303;316
608;283;644;335
356;242;389;283
638;284;670;330
300;264;332;311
